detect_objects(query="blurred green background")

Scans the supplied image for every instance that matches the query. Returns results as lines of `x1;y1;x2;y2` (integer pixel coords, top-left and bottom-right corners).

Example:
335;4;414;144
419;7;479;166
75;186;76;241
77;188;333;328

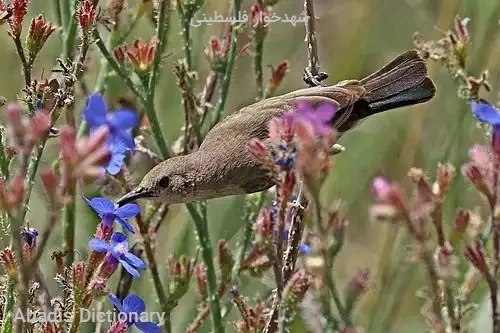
3;0;500;332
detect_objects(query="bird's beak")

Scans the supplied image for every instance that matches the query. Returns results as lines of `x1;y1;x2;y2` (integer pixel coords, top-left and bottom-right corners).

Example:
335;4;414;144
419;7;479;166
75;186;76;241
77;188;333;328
116;187;151;206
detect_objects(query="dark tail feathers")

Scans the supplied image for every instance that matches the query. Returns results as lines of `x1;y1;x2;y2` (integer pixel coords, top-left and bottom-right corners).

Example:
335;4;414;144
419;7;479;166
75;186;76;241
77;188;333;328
359;50;436;113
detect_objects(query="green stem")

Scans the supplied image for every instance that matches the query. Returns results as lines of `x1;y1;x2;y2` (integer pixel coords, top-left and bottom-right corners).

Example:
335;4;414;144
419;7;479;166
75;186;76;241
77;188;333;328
1;277;16;333
59;0;71;32
186;203;224;333
20;135;49;223
62;0;78;60
52;0;62;27
136;213;171;332
63;188;76;266
210;0;242;128
233;191;267;280
146;0;172;159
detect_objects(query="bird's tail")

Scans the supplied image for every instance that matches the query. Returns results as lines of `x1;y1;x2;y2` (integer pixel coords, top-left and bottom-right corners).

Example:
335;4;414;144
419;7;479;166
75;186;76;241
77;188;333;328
358;50;436;113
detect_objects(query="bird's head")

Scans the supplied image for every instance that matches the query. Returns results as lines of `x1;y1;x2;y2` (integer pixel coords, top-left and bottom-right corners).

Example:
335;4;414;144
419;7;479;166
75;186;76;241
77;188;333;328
116;155;199;206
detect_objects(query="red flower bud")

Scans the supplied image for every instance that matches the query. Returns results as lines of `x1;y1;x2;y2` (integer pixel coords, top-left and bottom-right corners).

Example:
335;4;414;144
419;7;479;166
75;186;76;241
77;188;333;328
9;0;27;38
26;15;56;61
78;0;96;34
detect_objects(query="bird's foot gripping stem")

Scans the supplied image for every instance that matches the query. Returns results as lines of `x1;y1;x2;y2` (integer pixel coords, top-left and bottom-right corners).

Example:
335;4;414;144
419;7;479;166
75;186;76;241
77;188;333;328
303;68;328;87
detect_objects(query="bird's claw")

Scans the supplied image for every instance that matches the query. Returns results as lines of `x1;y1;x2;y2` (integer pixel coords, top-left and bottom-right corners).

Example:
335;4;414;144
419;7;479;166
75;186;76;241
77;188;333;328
303;68;328;87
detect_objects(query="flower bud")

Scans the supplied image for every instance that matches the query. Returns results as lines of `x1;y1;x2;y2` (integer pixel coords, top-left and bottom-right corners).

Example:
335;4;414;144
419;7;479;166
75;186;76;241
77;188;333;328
217;240;234;285
40;169;59;204
114;46;125;64
465;241;491;280
284;269;312;307
435;245;458;280
436;163;455;195
0;248;17;279
7;176;24;210
167;254;194;300
72;261;86;293
10;0;28;38
194;264;207;300
6;103;26;148
108;321;128;333
78;0;96;35
26;15;56;62
462;163;491;199
253;208;274;249
344;269;369;313
265;61;289;97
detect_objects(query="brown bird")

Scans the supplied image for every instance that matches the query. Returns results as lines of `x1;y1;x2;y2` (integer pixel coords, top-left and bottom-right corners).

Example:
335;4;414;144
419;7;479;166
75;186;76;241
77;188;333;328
117;50;436;206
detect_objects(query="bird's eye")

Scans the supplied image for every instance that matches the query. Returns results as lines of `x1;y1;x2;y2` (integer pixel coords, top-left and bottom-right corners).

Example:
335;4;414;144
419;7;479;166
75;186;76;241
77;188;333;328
158;176;170;188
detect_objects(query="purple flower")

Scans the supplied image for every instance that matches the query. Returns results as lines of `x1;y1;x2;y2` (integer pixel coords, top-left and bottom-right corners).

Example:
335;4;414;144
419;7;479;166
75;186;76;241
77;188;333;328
108;293;161;333
89;232;146;278
82;93;138;175
83;196;139;233
285;101;336;135
471;101;500;154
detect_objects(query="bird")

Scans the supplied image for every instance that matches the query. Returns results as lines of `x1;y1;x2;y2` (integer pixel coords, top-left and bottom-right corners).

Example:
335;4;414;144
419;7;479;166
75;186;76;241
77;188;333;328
117;50;436;206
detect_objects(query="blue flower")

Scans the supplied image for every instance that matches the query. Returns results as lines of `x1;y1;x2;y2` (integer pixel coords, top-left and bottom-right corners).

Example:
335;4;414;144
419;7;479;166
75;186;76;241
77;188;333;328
108;293;161;333
82;93;138;175
471;100;500;125
21;227;38;247
471;101;500;153
89;232;146;278
83;196;139;233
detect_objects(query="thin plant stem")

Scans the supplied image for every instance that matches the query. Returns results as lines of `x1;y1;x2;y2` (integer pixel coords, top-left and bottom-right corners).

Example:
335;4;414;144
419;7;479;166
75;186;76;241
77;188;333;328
210;0;242;128
62;0;79;60
146;0;173;159
52;0;62;27
136;213;172;332
186;203;224;333
1;276;16;333
59;0;71;32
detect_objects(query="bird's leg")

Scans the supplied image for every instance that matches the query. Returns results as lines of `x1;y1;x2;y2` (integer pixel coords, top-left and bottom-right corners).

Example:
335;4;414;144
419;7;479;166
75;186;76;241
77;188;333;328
302;67;329;87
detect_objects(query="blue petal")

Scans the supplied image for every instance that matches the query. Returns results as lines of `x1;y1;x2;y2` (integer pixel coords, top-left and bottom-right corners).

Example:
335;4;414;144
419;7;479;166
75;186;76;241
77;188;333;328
109;110;139;130
116;204;140;219
299;244;312;254
120;259;141;278
116;216;136;233
135;321;161;333
112;132;135;152
83;93;107;128
83;196;115;215
123;294;146;314
123;252;146;270
88;239;111;252
108;293;124;312
471;101;500;125
111;232;128;245
105;150;126;176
